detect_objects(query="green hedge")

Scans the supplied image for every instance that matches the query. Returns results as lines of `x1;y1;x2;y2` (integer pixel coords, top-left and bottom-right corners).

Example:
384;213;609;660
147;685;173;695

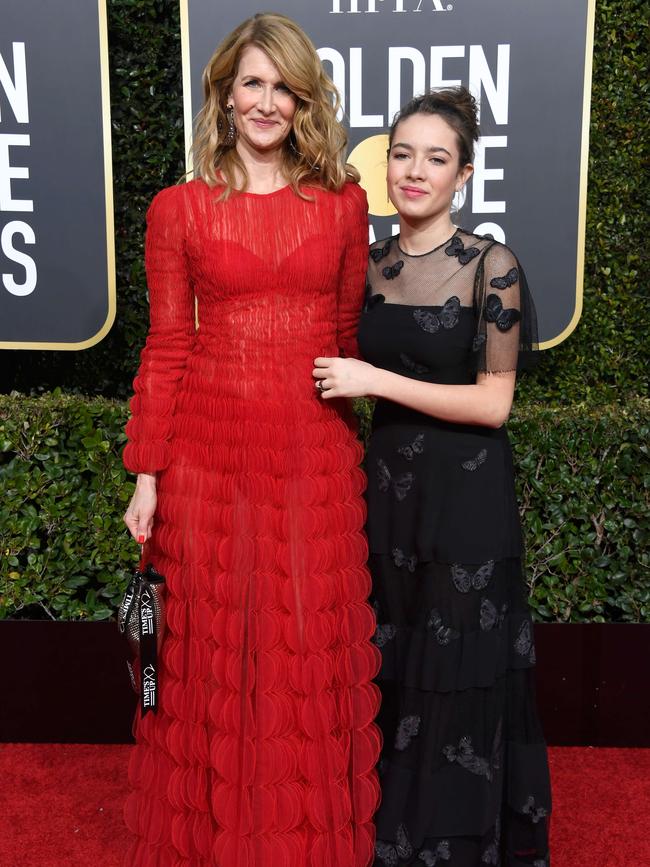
0;393;134;620
1;0;648;404
1;393;648;623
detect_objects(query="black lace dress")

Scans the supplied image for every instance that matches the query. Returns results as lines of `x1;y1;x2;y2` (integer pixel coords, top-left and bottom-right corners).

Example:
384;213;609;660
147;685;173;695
358;229;551;867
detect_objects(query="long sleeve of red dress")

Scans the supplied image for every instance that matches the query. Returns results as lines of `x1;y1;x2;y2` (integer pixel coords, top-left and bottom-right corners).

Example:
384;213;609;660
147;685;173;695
336;182;368;359
123;187;197;474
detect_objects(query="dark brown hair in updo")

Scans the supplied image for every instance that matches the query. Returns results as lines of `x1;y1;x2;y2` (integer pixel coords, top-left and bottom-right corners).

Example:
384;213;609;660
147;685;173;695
388;86;480;166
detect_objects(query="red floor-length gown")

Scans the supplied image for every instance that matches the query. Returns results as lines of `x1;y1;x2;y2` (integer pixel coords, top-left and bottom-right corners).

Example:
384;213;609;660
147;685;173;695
122;179;381;867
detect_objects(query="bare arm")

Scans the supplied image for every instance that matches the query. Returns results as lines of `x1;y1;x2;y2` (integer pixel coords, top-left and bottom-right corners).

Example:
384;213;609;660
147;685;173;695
313;357;515;429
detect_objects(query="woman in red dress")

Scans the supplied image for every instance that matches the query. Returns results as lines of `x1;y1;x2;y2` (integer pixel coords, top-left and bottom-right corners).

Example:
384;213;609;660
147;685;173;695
122;14;380;867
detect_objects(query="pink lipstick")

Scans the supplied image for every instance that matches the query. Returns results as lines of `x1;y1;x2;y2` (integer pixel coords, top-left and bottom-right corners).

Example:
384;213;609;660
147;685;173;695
401;186;427;198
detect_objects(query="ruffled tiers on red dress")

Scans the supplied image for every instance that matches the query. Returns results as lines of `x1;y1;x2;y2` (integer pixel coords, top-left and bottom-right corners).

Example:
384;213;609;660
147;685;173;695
123;180;381;867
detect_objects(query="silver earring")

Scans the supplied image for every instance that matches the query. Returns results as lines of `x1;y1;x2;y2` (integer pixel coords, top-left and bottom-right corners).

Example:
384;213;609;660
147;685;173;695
451;187;466;213
223;105;237;147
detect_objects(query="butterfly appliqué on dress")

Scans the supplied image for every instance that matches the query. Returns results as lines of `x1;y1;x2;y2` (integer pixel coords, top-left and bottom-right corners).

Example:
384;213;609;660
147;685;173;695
413;297;460;333
481;841;498;864
445;235;480;265
481;842;498;865
514;620;536;663
461;448;488;471
393;547;417;572
377;458;414;501
472;332;487;352
397;433;425;462
443;719;502;782
395;714;421;750
374;623;397;648
450;560;494;593
522;795;548;825
480;598;508;631
442;736;494;780
427;609;460;646
485;293;521;332
490;267;519;289
375;824;413;867
419;841;451;865
400;353;430;374
383;260;405;280
370;239;393;262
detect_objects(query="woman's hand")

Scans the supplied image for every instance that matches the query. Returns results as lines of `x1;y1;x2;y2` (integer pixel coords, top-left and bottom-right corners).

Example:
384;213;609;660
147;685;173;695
313;356;379;399
124;473;157;543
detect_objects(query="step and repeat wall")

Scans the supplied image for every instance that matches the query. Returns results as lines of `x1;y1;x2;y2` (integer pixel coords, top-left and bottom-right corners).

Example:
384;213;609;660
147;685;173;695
0;1;594;350
0;0;113;350
182;0;595;348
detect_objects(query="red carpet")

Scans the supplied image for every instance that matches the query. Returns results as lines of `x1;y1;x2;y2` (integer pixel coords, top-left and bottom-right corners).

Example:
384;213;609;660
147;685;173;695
0;744;648;866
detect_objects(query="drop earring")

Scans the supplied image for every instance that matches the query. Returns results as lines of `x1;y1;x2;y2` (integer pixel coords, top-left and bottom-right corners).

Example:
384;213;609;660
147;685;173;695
451;186;466;213
223;105;237;147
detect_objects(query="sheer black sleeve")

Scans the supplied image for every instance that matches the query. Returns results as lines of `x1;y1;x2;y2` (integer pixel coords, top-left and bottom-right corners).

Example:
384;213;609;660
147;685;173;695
472;242;538;375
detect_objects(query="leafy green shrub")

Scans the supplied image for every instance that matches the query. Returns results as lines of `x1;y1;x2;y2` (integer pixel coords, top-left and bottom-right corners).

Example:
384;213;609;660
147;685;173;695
509;401;649;623
0;393;134;620
1;393;648;623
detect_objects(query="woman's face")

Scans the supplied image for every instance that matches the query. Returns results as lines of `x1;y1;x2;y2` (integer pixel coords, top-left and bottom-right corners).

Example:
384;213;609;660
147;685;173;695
387;112;473;224
228;44;297;157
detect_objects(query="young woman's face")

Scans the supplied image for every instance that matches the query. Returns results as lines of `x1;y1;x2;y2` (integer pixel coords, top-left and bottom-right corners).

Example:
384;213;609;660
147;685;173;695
229;45;297;156
387;112;473;223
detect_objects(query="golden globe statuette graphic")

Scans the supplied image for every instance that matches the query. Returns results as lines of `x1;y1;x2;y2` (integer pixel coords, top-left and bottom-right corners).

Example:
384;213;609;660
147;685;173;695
348;134;396;219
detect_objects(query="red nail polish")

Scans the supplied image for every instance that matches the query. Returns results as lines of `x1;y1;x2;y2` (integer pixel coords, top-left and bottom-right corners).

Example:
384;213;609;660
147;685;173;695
138;534;145;543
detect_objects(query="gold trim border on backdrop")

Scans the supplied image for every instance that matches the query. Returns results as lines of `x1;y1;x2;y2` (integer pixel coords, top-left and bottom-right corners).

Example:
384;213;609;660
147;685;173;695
179;0;595;351
1;0;116;351
541;0;595;350
181;0;194;175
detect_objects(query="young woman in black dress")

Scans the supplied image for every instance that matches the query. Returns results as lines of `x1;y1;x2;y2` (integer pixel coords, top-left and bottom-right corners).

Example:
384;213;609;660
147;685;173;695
313;88;551;866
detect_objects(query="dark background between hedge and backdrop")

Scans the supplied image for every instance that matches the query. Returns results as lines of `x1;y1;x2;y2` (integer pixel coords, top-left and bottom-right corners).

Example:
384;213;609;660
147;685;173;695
0;0;648;622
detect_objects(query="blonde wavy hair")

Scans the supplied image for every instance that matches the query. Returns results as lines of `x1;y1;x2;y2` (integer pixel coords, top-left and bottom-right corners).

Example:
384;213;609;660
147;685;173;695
192;12;359;197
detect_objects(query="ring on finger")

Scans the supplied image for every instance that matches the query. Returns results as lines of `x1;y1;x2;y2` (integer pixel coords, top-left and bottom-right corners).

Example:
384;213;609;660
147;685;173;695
316;380;327;393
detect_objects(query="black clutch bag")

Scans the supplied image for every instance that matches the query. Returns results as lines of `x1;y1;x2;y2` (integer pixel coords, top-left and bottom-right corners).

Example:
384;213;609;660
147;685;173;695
117;549;166;716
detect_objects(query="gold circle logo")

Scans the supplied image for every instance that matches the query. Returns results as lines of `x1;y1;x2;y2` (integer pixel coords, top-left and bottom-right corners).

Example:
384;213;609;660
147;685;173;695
348;134;397;218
